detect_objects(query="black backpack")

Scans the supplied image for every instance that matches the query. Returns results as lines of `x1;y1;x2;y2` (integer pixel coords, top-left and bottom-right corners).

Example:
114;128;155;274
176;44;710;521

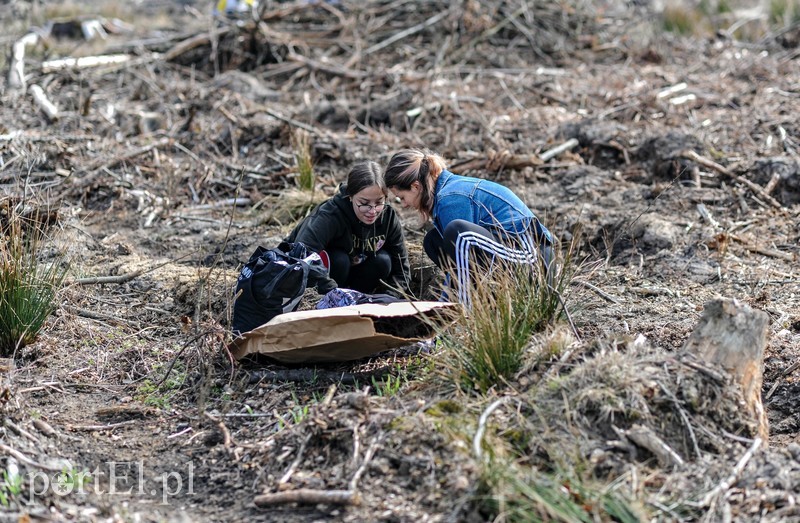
232;242;328;335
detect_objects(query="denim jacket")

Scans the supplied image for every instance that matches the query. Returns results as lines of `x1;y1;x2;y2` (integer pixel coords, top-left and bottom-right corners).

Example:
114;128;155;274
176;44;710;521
432;170;552;243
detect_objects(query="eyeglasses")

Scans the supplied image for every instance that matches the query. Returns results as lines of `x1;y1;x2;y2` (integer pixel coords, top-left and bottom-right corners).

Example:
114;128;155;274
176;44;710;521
357;203;385;213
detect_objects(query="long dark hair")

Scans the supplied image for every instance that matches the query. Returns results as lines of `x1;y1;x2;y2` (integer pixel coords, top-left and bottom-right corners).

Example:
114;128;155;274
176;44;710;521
384;149;446;220
345;161;387;197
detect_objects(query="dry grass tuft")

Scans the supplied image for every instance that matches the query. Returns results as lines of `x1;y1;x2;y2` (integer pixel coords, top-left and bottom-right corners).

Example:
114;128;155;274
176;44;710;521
255;188;328;228
291;129;315;192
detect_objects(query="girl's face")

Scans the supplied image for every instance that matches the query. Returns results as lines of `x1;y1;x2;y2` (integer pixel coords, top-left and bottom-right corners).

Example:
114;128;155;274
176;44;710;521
351;185;386;225
390;181;422;211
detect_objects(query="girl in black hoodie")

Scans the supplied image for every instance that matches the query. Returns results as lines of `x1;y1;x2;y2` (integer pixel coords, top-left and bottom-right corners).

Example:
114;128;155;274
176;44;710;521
285;161;411;296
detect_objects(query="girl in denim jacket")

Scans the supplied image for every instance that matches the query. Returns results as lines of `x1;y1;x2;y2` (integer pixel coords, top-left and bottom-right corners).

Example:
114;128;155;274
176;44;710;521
384;149;552;305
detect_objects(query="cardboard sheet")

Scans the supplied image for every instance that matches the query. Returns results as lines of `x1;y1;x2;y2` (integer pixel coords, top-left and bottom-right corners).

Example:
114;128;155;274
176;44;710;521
230;301;455;364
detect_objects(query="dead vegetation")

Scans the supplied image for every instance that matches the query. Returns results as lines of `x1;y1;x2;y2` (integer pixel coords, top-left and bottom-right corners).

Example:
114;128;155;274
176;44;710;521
1;0;800;521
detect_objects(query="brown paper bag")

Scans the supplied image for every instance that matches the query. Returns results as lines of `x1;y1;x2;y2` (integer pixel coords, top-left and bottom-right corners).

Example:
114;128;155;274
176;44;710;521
229;301;456;364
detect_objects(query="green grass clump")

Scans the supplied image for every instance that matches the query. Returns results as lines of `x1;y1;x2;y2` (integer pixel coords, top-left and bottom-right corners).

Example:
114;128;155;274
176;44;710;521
371;373;406;397
441;236;579;394
136;361;187;410
0;205;68;356
481;462;645;523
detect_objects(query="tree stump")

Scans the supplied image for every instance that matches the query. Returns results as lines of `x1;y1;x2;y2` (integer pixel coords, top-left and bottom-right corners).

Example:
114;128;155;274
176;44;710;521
682;298;770;442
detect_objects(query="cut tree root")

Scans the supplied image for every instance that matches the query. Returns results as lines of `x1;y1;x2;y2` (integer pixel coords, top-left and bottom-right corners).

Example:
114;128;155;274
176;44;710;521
682;298;770;442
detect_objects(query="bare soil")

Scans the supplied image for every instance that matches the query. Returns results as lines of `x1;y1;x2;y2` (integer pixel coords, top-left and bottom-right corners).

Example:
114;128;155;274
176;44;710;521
1;1;799;522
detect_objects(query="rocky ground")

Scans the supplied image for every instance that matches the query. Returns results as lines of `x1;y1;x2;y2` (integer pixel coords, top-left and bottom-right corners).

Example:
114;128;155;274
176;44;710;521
1;1;799;521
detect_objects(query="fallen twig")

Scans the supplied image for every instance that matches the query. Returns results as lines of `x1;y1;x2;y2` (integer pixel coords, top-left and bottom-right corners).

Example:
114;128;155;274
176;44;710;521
85;136;171;174
450;4;527;63
61;305;131;325
657;381;701;458
278;385;337;485
9;32;38;89
698;436;763;508
71;270;144;286
363;11;449;56
254;489;357;507
474;396;516;459
67;420;136;432
540;138;579;162
278;433;311;485
248;367;392;384
765;360;800;401
0;443;63;472
730;234;796;262
680;150;786;211
260;105;325;136
548;284;581;342
29;85;59;121
4;419;40;444
572;280;620;304
204;412;234;451
162;27;231;62
153;331;213;387
287;52;367;79
41;53;135;73
677;356;726;383
349;435;381;491
95;405;157;418
623;424;685;468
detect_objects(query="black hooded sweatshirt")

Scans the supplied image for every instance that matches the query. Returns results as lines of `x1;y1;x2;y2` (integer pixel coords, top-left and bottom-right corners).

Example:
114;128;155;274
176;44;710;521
285;184;411;295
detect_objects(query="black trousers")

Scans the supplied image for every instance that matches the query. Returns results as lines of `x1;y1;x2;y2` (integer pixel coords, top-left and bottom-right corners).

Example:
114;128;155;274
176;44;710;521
423;219;553;305
327;249;392;293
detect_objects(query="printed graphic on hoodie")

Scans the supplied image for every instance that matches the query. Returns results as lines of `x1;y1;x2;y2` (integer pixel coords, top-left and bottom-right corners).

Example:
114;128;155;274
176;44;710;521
351;233;386;254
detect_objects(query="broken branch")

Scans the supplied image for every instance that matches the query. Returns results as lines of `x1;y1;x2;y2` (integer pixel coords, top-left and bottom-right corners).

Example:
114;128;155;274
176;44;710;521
540;138;580;162
624;423;685;468
72;270;144;286
0;443;63;472
29;85;59;121
162;28;231;62
41;54;135;73
680;150;785;211
9;32;39;89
